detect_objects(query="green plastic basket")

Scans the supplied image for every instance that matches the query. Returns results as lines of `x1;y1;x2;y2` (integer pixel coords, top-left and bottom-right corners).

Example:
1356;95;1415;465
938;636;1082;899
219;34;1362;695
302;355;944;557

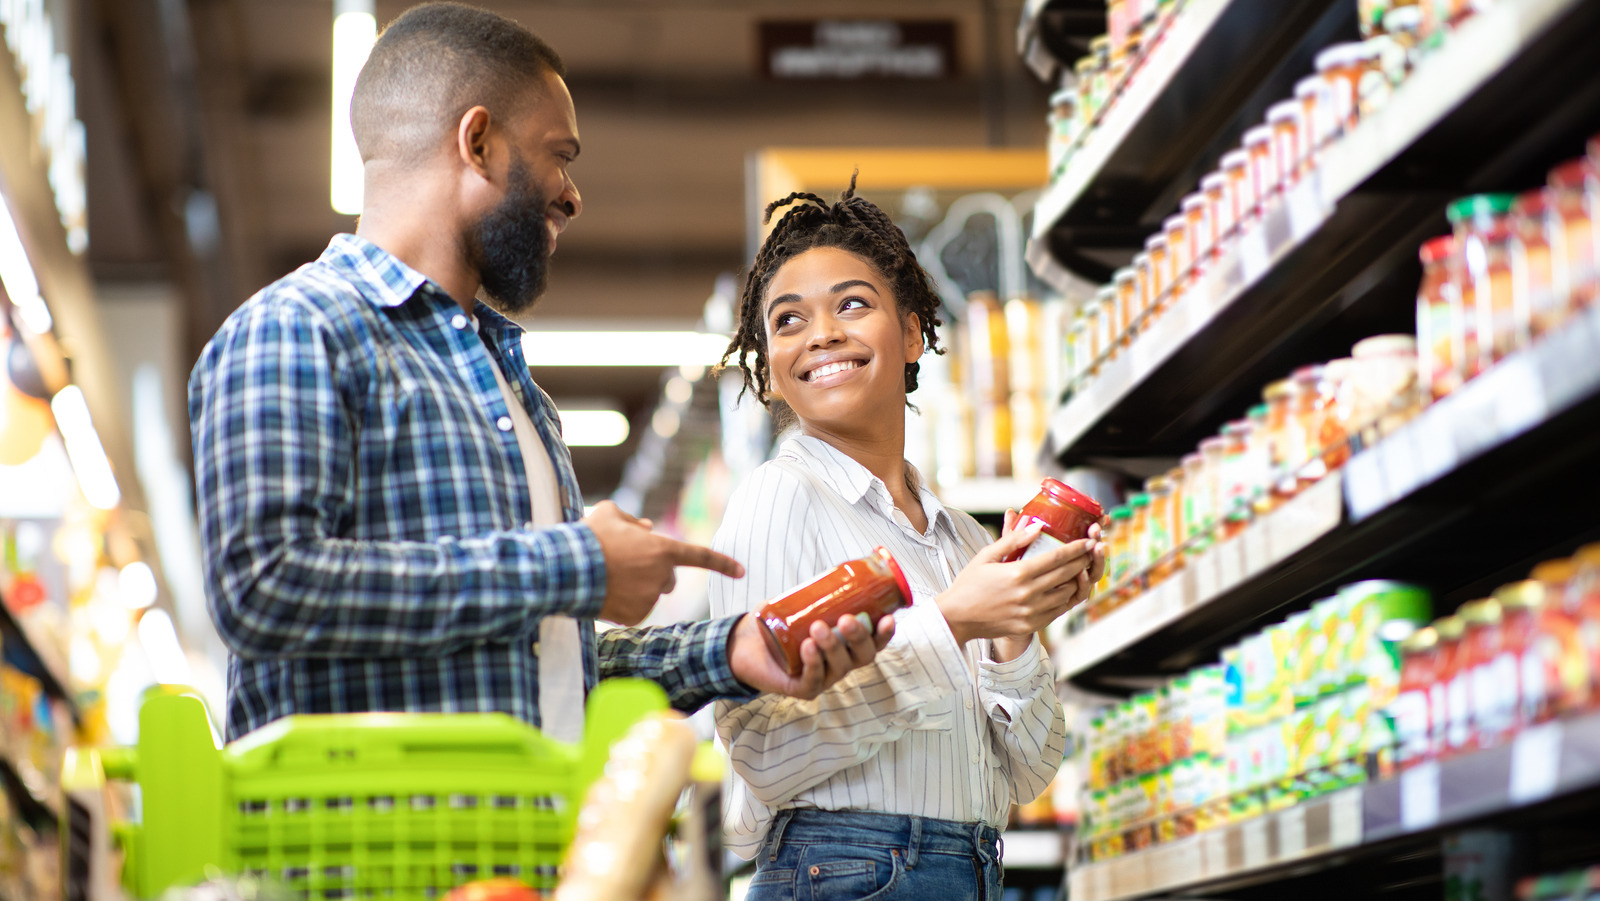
94;678;668;899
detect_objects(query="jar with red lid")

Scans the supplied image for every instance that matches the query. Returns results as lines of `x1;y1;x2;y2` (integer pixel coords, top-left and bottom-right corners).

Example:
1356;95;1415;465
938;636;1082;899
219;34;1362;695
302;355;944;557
756;547;912;676
1164;214;1191;302
1002;477;1105;564
1460;599;1505;751
1548;158;1598;309
1182;193;1214;271
1574;544;1600;705
1447;194;1517;375
1431;615;1466;758
1266;101;1305;188
1202;172;1233;246
1528;558;1588;718
1509;188;1561;339
1221;150;1255;231
1145;234;1170;314
1243;125;1279;213
1392;626;1438;769
1492;581;1542;735
1415;235;1460;400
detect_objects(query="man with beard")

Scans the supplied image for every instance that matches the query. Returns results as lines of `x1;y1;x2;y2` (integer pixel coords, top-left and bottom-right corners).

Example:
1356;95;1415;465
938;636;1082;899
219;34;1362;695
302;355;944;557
187;2;893;742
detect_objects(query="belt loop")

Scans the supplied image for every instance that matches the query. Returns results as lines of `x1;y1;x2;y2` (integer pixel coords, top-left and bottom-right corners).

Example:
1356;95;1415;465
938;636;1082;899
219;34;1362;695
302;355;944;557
905;815;922;870
766;809;795;863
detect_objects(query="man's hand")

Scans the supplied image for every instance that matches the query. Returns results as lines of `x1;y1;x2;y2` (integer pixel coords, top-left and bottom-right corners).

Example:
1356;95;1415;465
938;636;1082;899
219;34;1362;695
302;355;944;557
937;519;1097;647
727;612;895;700
584;501;744;626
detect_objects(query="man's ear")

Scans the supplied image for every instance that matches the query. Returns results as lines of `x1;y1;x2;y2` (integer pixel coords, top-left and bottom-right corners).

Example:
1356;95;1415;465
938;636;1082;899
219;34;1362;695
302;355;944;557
456;105;494;178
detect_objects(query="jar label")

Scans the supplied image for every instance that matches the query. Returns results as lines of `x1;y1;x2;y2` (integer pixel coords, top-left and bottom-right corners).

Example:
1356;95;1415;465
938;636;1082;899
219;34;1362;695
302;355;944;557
1020;529;1070;563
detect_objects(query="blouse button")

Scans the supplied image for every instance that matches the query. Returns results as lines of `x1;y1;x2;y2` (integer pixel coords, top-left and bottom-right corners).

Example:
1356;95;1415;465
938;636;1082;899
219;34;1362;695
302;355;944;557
497;416;514;432
450;314;469;330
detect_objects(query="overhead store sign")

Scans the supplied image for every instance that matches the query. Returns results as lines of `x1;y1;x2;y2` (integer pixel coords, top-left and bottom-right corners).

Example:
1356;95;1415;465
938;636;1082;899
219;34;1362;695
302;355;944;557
1;0;89;253
759;20;959;80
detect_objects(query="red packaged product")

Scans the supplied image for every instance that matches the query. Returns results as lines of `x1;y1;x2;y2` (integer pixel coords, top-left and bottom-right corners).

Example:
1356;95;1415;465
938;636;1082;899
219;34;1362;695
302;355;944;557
1393;626;1438;770
1432;615;1467;758
1002;478;1105;563
756;547;913;676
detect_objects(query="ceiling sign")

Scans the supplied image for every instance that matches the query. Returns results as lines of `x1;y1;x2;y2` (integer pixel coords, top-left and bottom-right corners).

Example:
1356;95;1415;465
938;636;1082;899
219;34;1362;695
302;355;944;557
759;20;959;80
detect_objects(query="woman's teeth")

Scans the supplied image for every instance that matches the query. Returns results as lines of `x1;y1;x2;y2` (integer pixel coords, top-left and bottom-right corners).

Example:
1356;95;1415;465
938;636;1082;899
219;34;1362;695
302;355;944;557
806;360;862;381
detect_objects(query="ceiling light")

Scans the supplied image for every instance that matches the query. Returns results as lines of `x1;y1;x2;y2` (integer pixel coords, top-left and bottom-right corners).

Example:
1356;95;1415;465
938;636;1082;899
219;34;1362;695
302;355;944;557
679;363;706;382
137;609;192;686
651;407;680;439
559;409;630;447
50;385;120;510
330;0;376;215
119;561;159;610
0;192;51;333
521;331;730;367
664;376;693;405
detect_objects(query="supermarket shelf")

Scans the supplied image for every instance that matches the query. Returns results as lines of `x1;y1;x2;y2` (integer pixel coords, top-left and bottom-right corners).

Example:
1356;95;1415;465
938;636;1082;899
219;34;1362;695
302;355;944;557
1015;0;1107;83
937;478;1037;516
0;592;77;720
0;754;58;832
1000;829;1069;870
1052;304;1600;689
1069;712;1600;901
1026;0;1347;286
1045;0;1600;465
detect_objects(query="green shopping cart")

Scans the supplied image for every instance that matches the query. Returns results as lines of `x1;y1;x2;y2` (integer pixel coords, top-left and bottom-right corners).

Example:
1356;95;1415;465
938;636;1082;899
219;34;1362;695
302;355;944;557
73;678;668;899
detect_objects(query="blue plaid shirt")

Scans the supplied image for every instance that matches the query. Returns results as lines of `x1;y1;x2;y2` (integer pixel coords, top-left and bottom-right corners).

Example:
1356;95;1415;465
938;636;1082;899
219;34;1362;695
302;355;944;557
189;234;751;740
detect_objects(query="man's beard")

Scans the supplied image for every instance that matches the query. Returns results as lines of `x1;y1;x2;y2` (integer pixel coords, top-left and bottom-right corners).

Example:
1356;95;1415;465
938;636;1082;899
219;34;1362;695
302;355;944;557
468;152;551;315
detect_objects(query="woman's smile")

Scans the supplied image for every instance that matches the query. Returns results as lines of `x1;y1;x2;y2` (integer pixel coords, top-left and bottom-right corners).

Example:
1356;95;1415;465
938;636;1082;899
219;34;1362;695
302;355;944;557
799;356;868;386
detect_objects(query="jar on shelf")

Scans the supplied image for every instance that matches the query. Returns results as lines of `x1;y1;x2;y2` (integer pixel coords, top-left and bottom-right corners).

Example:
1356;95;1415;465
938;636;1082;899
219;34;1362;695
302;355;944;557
1358;35;1407;118
1048;89;1080;178
1430;0;1477;34
1527;557;1587;718
1145;233;1171;315
1509;188;1561;339
1291;365;1338;485
1381;6;1425;70
1183;192;1215;271
1221;149;1256;232
1243;125;1280;213
1096;284;1121;365
1492;580;1543;735
1146;477;1176;585
1075;56;1099;129
1447;194;1519;374
1392;625;1438;769
1262;379;1300;502
1415;235;1461;400
1108;0;1134;60
1133;251;1155;334
1294;75;1340;165
1432;614;1467;758
1324;356;1359;446
1244;404;1274;515
1107;505;1136;595
1127;492;1153;587
1164;214;1191;302
1460;598;1506;751
1548;158;1598;310
1314;42;1382;133
1218;419;1253;533
1114;267;1139;350
1090;35;1114;109
1165;464;1188;562
1358;0;1391;38
1070;310;1093;383
1183;447;1215;554
1266;101;1306;188
1350;334;1419;441
1202;171;1233;248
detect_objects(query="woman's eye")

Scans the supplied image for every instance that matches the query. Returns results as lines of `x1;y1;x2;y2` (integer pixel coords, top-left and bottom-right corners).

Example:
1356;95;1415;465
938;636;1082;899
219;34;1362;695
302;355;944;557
840;297;868;312
774;313;799;329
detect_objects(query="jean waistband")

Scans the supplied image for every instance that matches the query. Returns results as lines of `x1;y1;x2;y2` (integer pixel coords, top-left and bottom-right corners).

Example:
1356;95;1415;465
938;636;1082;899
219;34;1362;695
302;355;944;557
764;809;1002;867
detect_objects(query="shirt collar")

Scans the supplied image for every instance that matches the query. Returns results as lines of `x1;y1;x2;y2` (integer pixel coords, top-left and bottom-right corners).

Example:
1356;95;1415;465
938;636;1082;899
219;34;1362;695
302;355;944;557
321;233;526;341
784;434;952;535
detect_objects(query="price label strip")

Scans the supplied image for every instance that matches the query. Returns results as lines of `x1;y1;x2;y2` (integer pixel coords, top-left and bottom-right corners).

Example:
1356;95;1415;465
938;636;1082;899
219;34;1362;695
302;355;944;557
1401;761;1441;832
1242;817;1270;869
1509;720;1563;805
1330;787;1362;847
1278;804;1308;859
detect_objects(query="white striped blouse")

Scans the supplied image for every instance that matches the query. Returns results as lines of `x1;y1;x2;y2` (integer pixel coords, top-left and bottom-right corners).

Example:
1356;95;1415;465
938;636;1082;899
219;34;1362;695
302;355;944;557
709;435;1067;859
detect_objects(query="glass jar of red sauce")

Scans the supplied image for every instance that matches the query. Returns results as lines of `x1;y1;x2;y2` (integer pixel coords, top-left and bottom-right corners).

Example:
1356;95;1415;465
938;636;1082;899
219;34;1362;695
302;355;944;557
1528;558;1588;719
1003;478;1105;564
1572;544;1600;705
1221;150;1255;232
1267;101;1305;188
1263;379;1300;502
1493;580;1543;735
1548;158;1598;310
1415;235;1460;401
1509;188;1560;339
1145;234;1171;315
1392;625;1438;769
1243;125;1279;214
757;547;912;676
1133;252;1154;336
1447;194;1517;376
1431;614;1466;758
1164;214;1191;303
1098;286;1121;363
1202;172;1233;248
1461;598;1505;751
1183;193;1214;272
1294;76;1338;167
1115;268;1139;347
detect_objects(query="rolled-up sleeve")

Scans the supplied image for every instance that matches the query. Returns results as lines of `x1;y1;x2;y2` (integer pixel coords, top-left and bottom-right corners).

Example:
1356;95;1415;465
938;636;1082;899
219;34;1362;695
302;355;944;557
978;636;1067;806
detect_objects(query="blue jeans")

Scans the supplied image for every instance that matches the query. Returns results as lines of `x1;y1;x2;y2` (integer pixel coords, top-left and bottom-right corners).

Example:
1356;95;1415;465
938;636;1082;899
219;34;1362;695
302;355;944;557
745;809;1004;901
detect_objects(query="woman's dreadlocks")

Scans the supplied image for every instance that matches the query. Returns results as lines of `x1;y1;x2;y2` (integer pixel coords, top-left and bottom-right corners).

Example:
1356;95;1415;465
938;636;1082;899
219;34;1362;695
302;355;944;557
719;171;944;407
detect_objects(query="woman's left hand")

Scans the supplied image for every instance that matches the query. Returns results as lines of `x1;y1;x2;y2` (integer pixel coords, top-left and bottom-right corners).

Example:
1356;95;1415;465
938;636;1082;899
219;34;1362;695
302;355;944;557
727;611;896;700
993;510;1107;646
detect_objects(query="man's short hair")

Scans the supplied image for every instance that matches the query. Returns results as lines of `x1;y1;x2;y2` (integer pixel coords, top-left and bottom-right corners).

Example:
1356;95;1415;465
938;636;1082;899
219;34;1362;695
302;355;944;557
351;2;565;166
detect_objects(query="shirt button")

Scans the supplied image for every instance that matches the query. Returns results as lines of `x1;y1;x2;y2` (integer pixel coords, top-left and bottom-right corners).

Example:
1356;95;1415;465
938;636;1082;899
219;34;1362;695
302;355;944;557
965;696;974;710
970;751;980;763
497;416;514;432
451;314;469;330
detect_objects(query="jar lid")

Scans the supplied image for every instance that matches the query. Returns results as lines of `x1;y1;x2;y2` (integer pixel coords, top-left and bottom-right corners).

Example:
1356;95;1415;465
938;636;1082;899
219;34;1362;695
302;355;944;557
1460;598;1502;625
1200;172;1229;191
1146;475;1171;492
1095;284;1116;300
1220;149;1251;170
1291;364;1325;382
1314;42;1377;71
1549;157;1598;189
1325;357;1355;381
873;546;915;608
1049;88;1078;107
1493;579;1545;610
1109;505;1133;520
1383;5;1424;31
1084;303;1101;318
1145;233;1169;251
1090;35;1111;52
1512;187;1550;216
1445;193;1515;223
1266;100;1304;124
1352;334;1416;358
1263;379;1295;401
1434;615;1465;641
1128;492;1151;508
1419;234;1455;264
1401;626;1439;653
1182;193;1208;212
1039;477;1105;519
1293;76;1328;99
1163;213;1187;232
1199;436;1227;452
1247;403;1268;420
1075;57;1096;74
1242;125;1274;146
1221;419;1250;435
1182;452;1205;466
1114;267;1138;285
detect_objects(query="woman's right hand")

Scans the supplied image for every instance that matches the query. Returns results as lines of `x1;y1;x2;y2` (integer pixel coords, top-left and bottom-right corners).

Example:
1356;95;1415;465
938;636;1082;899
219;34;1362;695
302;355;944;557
935;521;1096;646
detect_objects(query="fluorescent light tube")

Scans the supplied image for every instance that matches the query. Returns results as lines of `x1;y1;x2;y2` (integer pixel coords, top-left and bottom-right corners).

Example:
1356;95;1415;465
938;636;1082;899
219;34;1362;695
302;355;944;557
0;192;51;333
559;409;630;447
521;331;730;367
331;0;376;215
50;385;121;510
